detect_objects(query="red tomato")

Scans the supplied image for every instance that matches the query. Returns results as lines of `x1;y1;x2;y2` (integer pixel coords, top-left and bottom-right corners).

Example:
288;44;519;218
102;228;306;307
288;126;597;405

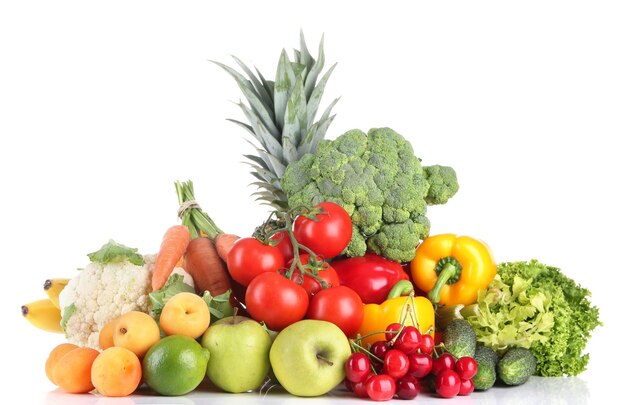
270;230;294;263
306;286;364;337
245;272;309;331
293;202;352;259
227;237;285;286
287;254;340;295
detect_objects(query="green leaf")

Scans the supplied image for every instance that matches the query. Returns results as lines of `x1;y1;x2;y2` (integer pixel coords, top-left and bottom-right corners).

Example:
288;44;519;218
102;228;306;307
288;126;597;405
274;49;296;131
149;274;195;320
60;303;76;332
306;63;337;127
299;30;315;73
231;55;274;110
87;239;144;266
237;102;284;161
304;35;325;100
283;76;306;157
213;61;280;138
202;290;234;323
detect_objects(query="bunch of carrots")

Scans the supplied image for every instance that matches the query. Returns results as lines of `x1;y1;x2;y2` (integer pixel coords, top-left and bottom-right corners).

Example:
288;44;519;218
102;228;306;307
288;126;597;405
151;181;239;296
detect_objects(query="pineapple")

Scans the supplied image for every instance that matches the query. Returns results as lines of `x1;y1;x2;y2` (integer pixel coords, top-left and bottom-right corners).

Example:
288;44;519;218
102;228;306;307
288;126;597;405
214;32;339;209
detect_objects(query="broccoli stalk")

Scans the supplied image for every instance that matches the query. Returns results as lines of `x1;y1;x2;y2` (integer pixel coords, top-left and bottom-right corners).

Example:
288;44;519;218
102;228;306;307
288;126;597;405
281;127;459;262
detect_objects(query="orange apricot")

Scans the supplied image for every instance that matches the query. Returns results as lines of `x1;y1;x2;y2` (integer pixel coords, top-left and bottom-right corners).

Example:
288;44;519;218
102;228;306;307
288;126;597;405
91;347;142;397
45;343;79;385
52;347;100;393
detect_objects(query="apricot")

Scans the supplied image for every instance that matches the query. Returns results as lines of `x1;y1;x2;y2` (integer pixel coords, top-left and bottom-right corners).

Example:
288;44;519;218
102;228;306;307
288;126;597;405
160;292;210;339
45;343;79;385
52;347;99;393
91;347;142;397
99;319;116;350
113;311;160;358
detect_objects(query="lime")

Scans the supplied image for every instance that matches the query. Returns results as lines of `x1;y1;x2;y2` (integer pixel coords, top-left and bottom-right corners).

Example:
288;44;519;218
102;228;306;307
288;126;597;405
142;335;210;396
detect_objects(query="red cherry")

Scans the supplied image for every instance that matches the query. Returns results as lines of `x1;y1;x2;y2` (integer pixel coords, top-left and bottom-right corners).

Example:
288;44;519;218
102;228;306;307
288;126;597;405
431;353;455;376
385;323;402;341
351;371;374;398
370;340;390;361
383;349;410;379
435;369;461;398
407;352;433;378
458;378;474;396
419;333;435;355
396;375;420;400
345;352;371;383
366;374;396;401
455;357;478;380
393;326;422;354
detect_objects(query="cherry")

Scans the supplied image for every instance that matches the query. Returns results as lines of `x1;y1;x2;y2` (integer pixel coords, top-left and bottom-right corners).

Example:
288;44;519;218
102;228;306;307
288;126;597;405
407;352;432;378
366;374;396;401
419;333;435;355
458;378;474;396
396;375;420;400
435;369;461;398
343;377;353;392
352;371;374;398
345;352;371;383
383;349;410;379
431;352;455;376
385;323;402;341
370;340;390;361
455;357;478;380
393;326;422;354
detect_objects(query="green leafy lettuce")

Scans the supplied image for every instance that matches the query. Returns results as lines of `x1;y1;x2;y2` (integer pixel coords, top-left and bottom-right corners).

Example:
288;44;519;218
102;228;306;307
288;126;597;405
87;239;144;266
466;260;601;377
202;290;234;323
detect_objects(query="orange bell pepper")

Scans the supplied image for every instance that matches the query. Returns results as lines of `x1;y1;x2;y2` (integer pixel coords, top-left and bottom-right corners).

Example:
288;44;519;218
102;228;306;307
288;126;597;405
356;280;435;348
410;234;496;306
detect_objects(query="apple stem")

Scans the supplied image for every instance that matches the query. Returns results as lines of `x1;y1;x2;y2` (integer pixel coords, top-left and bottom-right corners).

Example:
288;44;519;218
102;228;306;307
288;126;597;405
316;354;334;366
232;307;239;324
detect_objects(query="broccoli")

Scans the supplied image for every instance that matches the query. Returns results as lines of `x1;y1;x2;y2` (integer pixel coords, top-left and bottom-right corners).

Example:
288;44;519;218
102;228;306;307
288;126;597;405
473;344;499;391
281;128;459;262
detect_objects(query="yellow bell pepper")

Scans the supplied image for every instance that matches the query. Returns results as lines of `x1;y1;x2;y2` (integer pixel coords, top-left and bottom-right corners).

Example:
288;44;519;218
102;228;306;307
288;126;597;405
356;280;435;348
410;234;496;306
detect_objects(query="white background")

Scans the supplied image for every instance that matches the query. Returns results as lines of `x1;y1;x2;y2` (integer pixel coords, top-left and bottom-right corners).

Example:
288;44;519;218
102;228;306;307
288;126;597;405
1;1;623;403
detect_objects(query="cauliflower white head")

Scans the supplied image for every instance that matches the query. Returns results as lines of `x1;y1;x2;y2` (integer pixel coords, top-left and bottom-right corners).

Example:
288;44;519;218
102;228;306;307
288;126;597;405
59;251;154;349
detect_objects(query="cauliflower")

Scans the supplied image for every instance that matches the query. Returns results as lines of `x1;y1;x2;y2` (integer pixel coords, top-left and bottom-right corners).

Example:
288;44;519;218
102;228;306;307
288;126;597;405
282;127;459;262
58;241;154;349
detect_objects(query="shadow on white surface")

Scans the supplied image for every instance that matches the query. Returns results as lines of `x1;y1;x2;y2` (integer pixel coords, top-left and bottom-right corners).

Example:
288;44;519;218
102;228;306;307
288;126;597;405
40;377;590;405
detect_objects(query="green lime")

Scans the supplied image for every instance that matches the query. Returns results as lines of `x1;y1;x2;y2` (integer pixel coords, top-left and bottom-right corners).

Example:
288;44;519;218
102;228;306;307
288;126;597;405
142;335;210;396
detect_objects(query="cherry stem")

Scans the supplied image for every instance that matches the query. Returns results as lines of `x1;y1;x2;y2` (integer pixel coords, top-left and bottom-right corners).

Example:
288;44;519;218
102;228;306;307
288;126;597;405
350;340;383;364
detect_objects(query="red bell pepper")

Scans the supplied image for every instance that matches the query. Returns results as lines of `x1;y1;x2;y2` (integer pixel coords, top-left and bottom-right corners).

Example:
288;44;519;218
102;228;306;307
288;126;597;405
332;253;409;304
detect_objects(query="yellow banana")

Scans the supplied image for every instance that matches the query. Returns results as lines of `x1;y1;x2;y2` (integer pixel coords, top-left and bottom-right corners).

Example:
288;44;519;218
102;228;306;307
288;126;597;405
43;278;69;309
21;299;63;333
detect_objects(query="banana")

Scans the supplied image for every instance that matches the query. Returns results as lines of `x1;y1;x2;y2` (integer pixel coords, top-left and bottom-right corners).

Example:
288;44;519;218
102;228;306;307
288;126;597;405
43;278;70;309
21;299;63;333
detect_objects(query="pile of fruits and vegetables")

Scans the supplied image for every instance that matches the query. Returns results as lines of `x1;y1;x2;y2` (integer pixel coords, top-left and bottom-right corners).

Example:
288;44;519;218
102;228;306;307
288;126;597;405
22;33;601;400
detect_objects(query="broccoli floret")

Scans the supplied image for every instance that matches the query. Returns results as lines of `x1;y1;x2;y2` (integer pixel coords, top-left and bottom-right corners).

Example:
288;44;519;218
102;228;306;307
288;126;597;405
282;127;459;262
424;165;459;205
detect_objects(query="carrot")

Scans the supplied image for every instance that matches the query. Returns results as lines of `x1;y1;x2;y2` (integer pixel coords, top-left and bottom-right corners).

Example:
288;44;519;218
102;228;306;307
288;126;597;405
184;237;232;296
215;233;240;262
152;225;191;291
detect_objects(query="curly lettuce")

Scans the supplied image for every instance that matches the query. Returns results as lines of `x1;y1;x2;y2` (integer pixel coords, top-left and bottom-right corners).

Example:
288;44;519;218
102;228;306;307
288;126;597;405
465;260;601;377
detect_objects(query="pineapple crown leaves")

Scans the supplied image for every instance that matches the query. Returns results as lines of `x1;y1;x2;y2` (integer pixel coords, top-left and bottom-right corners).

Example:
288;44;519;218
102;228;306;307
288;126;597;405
212;31;339;209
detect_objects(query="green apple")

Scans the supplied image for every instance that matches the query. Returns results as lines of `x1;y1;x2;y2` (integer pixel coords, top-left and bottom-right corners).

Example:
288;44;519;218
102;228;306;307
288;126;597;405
201;315;272;393
269;319;351;397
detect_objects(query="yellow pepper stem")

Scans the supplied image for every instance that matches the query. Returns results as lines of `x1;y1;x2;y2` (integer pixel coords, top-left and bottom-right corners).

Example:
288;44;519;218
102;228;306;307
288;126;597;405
387;280;415;299
428;258;462;303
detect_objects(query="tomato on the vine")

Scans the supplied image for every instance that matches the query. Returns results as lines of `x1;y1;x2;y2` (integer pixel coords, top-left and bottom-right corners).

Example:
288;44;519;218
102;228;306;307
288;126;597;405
270;230;294;262
287;254;340;295
245;272;309;330
227;237;285;286
306;286;364;337
293;202;352;259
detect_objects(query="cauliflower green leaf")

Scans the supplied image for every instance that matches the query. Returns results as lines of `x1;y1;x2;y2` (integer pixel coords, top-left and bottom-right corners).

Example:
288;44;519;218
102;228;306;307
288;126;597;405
87;239;144;266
